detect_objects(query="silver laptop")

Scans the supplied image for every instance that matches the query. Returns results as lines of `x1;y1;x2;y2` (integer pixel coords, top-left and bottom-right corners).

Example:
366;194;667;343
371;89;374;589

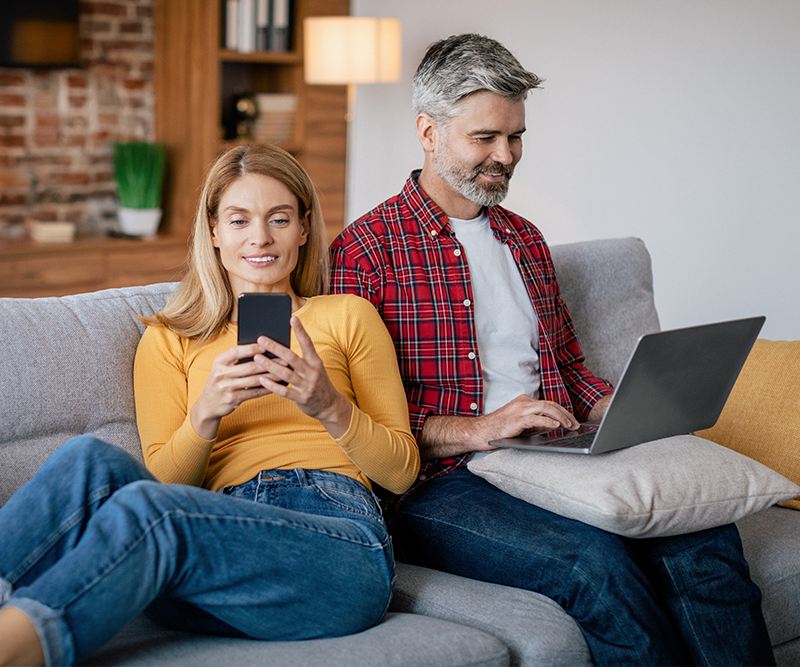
489;316;765;455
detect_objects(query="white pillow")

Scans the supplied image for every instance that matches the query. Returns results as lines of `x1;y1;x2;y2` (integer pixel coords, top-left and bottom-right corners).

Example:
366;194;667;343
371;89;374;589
467;435;800;538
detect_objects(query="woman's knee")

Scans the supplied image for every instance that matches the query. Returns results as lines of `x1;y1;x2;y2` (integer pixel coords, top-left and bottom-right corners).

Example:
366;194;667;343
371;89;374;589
51;436;151;483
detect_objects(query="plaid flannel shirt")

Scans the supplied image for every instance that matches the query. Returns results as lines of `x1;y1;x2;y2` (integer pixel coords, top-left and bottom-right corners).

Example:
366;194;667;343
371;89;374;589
329;172;613;519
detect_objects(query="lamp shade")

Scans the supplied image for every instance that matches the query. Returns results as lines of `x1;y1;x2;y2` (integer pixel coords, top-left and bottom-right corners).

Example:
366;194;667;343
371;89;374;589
304;17;401;85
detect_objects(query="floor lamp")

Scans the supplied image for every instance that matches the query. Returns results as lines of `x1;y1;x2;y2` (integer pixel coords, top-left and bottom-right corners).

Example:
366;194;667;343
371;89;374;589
303;16;402;225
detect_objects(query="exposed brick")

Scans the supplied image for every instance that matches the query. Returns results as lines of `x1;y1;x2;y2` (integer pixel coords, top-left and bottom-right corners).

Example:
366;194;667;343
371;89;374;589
83;20;113;34
82;2;129;18
0;94;26;107
0;194;28;206
0;136;26;148
34;133;60;147
0;116;25;128
1;0;154;233
36;115;60;129
67;75;89;88
120;22;144;34
0;73;25;87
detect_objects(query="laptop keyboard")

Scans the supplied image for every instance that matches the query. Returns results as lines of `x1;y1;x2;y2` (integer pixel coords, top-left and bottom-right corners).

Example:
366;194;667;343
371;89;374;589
547;432;597;449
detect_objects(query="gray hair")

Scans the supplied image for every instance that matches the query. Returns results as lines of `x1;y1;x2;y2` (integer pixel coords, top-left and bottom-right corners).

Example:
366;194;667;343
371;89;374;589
412;34;543;124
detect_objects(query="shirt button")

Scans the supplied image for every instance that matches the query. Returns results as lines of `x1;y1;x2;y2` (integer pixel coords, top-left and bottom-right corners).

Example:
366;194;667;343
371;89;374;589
430;230;437;237
454;249;462;257
470;402;479;411
468;352;476;360
418;473;427;481
463;299;471;307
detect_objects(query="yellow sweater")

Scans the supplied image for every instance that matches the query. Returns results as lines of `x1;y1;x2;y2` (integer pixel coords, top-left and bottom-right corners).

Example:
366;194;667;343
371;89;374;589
133;294;419;494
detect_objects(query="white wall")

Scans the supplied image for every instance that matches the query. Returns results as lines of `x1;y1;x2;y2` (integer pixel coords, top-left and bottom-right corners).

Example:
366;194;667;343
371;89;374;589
349;0;800;340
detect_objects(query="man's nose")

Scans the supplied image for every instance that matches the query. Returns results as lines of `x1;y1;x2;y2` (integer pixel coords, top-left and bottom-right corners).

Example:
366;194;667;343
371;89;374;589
491;139;514;165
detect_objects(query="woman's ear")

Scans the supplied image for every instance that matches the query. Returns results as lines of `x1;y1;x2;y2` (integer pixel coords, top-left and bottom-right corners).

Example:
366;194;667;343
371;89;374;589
210;220;220;248
299;210;310;246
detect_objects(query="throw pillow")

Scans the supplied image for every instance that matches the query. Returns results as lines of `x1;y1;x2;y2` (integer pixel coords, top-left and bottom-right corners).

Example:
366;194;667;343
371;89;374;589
467;435;800;538
698;339;800;510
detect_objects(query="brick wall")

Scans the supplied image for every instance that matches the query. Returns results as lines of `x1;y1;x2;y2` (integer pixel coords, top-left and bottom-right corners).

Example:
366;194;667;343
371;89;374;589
0;0;155;238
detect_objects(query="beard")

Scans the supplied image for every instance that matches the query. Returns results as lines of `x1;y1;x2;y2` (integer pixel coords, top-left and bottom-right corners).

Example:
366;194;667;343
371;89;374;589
433;141;515;208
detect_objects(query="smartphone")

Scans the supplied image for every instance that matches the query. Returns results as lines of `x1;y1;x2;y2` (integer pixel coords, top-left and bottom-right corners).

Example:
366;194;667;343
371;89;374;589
237;293;292;365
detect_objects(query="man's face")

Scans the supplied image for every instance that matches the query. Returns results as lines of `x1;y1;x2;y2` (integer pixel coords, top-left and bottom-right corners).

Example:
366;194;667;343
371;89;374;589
432;91;526;208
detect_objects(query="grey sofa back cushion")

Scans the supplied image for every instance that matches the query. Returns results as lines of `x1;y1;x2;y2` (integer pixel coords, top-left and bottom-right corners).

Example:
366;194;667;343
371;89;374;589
0;283;176;504
550;237;661;386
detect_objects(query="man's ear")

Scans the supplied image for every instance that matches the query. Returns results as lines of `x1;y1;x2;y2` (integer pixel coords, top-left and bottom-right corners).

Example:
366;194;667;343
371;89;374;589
415;113;438;153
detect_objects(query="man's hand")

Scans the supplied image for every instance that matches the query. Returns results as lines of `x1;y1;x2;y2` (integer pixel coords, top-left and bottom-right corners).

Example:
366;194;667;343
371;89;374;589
419;395;578;461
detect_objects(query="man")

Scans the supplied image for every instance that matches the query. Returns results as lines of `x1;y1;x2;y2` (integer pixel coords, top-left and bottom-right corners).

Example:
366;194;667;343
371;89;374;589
329;33;773;666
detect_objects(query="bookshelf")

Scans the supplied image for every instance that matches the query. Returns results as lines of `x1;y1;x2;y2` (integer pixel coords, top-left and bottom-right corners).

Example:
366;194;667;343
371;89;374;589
153;0;349;243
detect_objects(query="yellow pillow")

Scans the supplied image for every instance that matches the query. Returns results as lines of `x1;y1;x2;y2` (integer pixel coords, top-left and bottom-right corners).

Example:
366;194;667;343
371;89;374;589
699;339;800;510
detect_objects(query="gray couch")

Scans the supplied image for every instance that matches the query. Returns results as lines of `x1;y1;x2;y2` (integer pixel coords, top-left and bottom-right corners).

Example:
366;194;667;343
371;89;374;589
1;237;799;666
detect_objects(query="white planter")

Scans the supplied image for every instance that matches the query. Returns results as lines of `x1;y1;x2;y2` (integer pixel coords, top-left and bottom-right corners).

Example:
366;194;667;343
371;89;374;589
118;207;162;238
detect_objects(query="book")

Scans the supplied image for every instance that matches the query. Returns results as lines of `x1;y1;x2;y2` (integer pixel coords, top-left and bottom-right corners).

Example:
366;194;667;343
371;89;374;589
269;0;291;52
238;0;256;53
225;0;239;50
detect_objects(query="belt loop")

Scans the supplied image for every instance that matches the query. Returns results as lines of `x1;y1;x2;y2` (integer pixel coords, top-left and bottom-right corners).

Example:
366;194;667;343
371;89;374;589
294;468;309;486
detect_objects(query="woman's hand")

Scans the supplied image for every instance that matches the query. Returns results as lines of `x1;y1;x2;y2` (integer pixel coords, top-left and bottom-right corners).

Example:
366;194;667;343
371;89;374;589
190;341;283;440
255;316;353;439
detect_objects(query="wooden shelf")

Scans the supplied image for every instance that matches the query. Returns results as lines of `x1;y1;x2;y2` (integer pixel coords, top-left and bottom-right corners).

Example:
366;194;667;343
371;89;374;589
154;0;349;243
219;49;302;64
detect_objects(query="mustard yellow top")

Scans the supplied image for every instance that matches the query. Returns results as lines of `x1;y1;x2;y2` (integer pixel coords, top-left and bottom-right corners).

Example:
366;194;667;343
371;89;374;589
133;294;419;494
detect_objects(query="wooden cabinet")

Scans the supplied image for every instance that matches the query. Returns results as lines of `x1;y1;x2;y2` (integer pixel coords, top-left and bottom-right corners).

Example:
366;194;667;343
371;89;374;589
153;0;349;243
0;237;188;299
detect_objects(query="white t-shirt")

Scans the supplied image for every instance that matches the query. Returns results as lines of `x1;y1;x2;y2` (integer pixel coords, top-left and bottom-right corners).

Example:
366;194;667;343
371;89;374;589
449;210;541;419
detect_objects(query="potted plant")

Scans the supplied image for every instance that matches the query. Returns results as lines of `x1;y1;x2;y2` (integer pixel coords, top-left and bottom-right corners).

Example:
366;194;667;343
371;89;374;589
113;141;167;238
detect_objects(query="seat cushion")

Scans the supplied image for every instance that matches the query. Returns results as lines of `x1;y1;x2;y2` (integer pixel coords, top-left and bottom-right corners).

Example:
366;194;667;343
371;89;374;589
79;612;509;667
738;507;800;650
392;563;591;667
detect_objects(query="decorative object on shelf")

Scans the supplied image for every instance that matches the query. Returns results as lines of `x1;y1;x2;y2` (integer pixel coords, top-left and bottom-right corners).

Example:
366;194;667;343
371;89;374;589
224;0;292;53
252;93;297;145
231;92;259;140
304;16;402;121
113;141;167;239
27;221;76;244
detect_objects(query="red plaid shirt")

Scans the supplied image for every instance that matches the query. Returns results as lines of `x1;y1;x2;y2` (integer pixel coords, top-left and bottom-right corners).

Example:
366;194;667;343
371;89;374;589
329;172;613;517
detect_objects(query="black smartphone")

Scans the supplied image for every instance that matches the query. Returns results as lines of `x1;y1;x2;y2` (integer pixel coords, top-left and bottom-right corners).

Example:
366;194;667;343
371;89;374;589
237;293;292;365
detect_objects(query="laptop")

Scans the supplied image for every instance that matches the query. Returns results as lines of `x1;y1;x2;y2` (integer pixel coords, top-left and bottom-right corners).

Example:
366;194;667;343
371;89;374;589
489;316;765;455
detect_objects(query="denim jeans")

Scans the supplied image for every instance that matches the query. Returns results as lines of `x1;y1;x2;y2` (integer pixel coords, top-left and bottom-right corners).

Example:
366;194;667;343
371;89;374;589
392;466;775;667
0;436;394;666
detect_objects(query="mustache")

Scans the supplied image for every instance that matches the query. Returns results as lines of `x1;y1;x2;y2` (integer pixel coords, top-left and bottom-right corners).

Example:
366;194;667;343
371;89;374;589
473;161;515;179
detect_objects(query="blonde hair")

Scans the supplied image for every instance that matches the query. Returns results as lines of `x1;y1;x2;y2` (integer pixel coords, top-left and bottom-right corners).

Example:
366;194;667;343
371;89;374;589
142;144;329;344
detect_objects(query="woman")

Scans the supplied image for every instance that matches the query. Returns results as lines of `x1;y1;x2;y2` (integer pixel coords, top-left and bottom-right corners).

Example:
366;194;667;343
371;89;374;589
0;144;419;666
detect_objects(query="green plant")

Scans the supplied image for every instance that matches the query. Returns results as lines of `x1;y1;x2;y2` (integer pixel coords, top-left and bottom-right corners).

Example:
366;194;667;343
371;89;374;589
113;142;166;209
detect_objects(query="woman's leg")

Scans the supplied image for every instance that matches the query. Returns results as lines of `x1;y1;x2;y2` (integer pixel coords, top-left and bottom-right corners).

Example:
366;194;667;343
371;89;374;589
5;468;393;666
0;435;155;592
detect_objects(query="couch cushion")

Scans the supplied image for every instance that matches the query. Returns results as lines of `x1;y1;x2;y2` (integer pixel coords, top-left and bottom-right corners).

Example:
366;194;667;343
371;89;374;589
550;237;660;386
391;563;591;667
79;612;509;667
738;507;800;649
0;283;176;505
468;435;799;538
699;339;800;510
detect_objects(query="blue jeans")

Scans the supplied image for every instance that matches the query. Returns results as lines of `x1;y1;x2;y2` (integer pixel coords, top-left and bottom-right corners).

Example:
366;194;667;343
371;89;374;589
392;467;774;667
0;436;394;666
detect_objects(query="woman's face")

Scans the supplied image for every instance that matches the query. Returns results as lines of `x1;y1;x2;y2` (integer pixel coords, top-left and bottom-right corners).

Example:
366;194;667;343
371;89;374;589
212;172;309;306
